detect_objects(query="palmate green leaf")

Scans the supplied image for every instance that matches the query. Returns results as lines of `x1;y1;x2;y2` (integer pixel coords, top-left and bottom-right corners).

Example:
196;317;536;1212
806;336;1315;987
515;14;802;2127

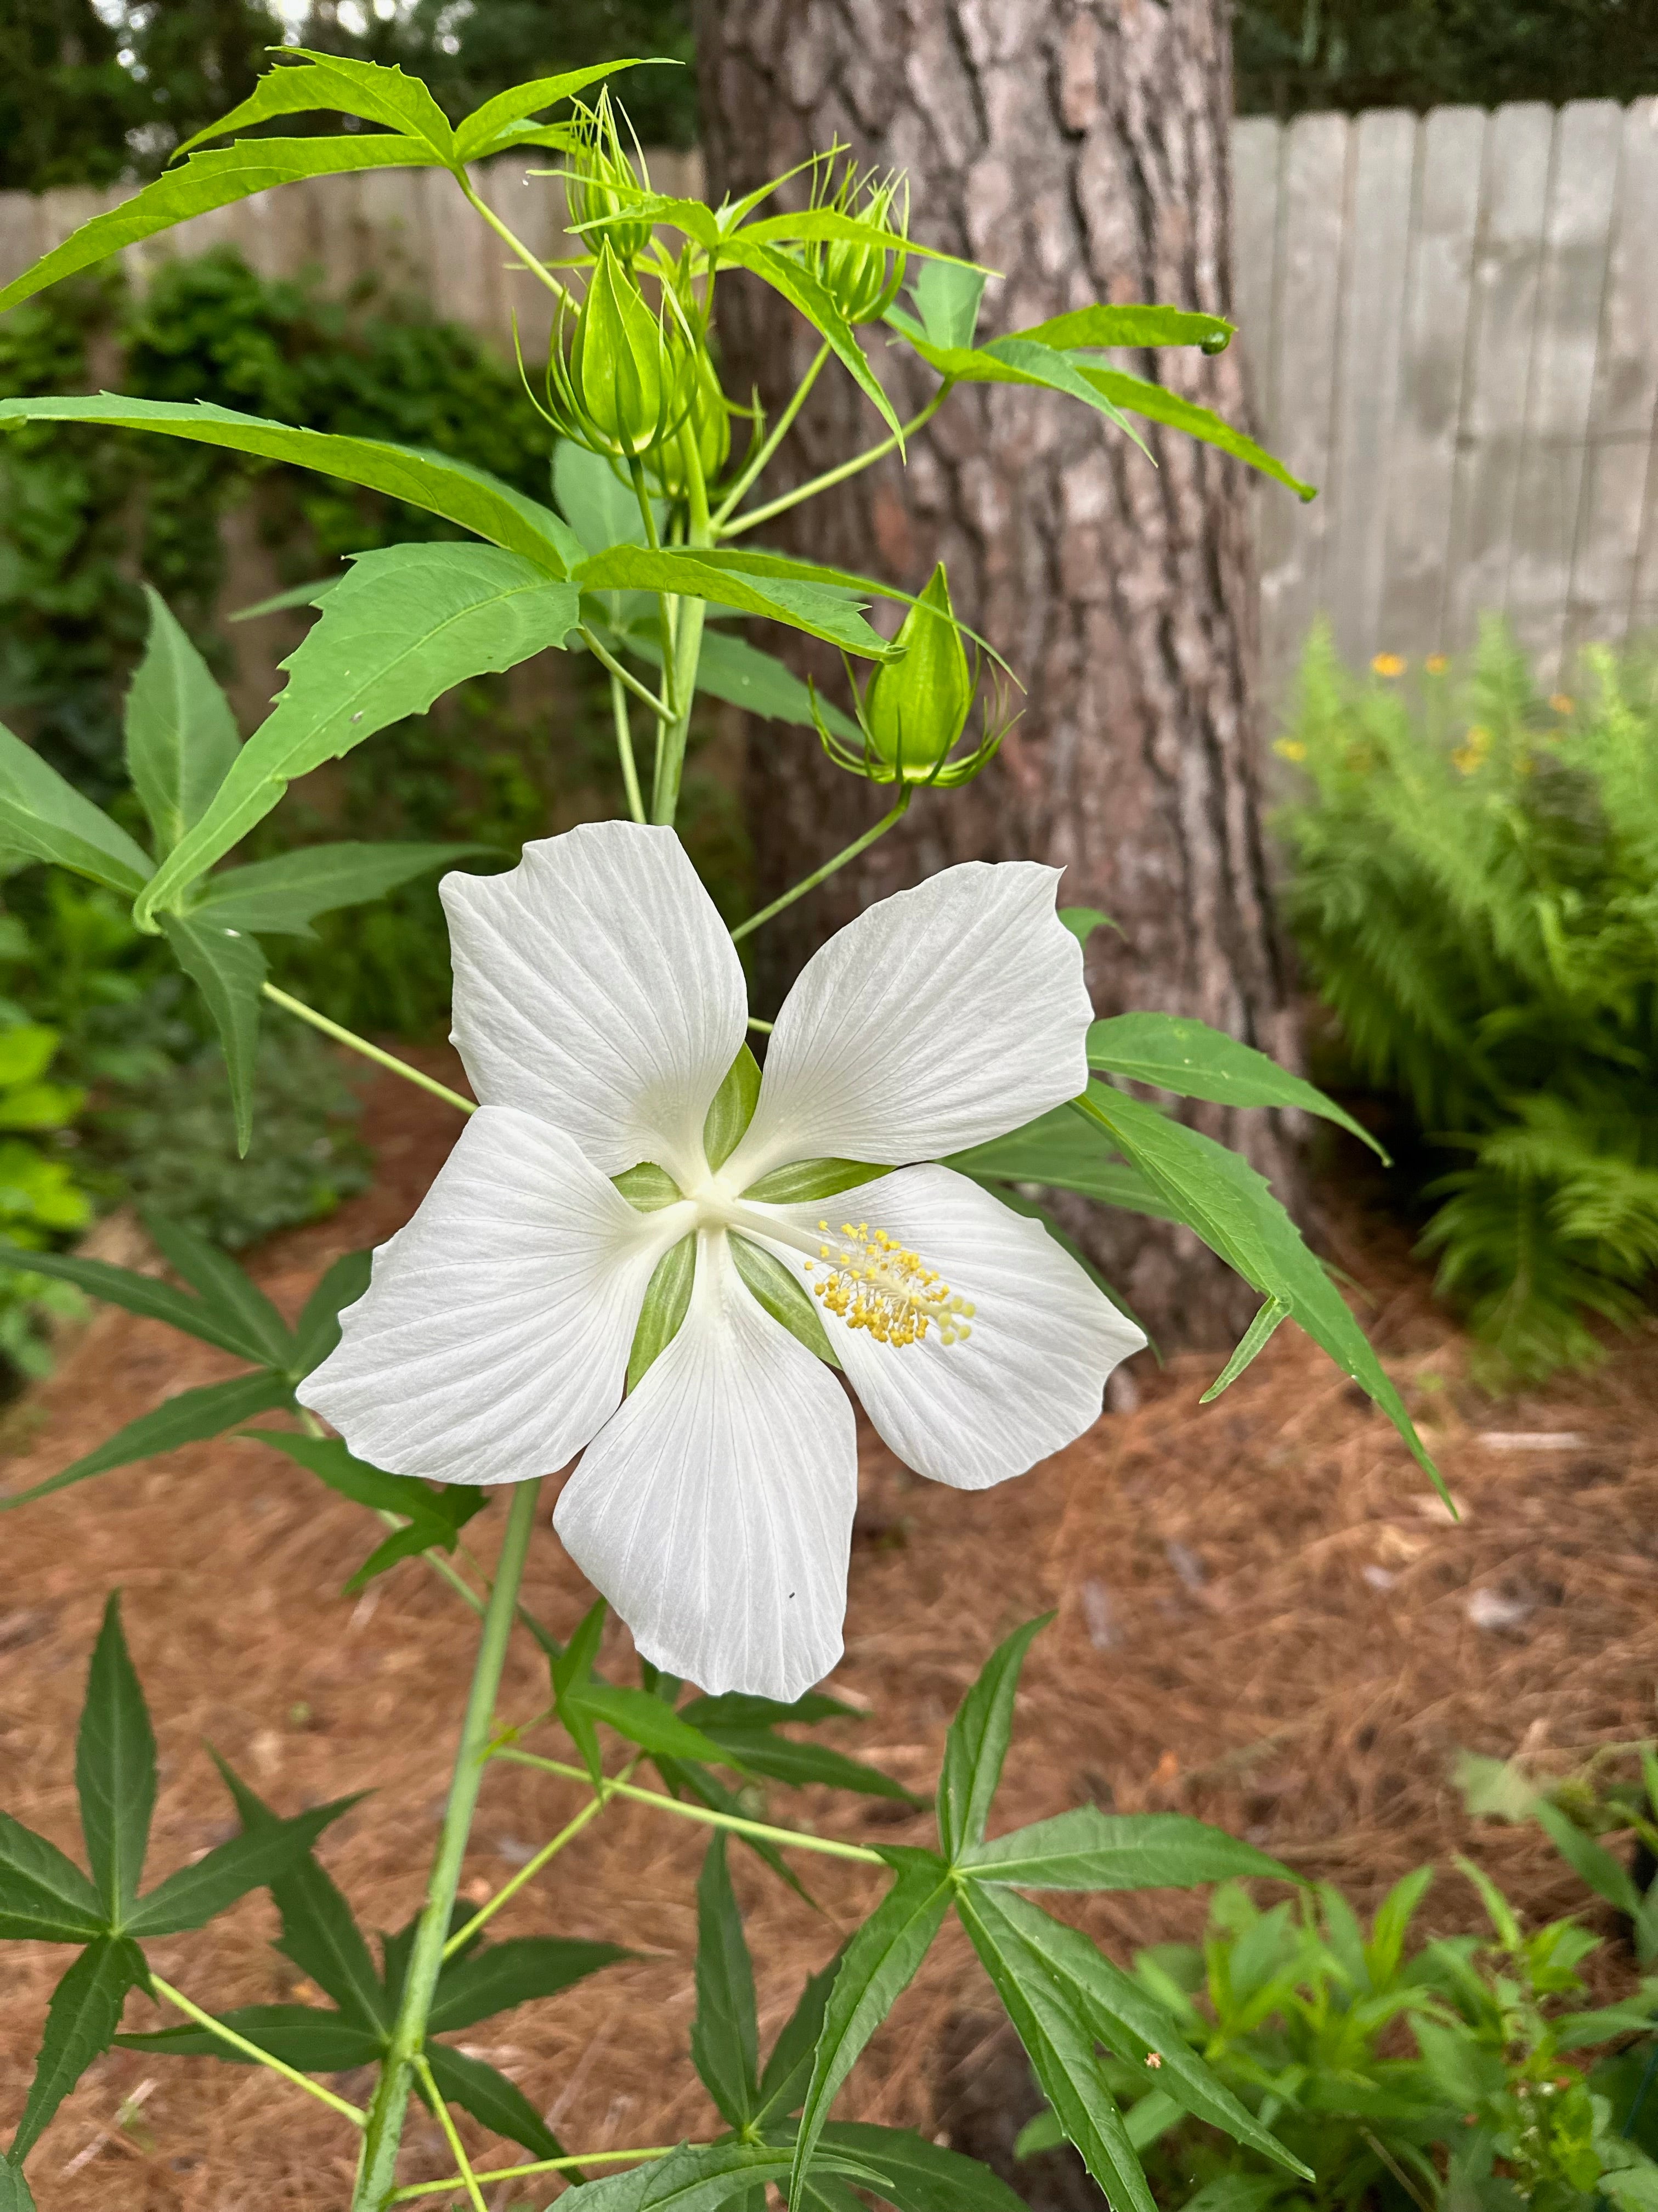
1074;1086;1442;1489
1198;1296;1289;1404
692;1835;761;2126
126;1796;357;1939
140;544;580;921
552;1597;610;1784
1087;1013;1387;1159
908;262;987;351
879;317;1149;454
248;1431;485;1591
124;587;241;855
816;2123;1030;2212
942;1107;1182;1223
0;1814;104;1943
958;1808;1290;1892
191;841;484;939
0;1371;296;1516
140;1212;294;1369
10;1937;148;2164
0;721;152;895
756;1951;844;2125
556;440;664;556
575;547;889;659
75;1595;155;1931
117;2003;383;2070
952;1881;1155;2212
1059;905;1118;947
0;2154;35;2210
719;240;903;442
1071;364;1316;499
969;1886;1308;2178
344;1497;488;1595
0;395;578;575
651;2141;887;2212
653;1756;814;1905
455;60;654;161
937;1617;1051;1862
178;49;456;159
422;2040;569;2162
158;911;267;1154
1533;1801;1643;1914
211;1754;388;2030
0;138;445;317
427;1936;626;2034
292;1250;373;1379
577;1681;748;1769
789;1849;953;2207
0;1240;274;1365
694;1719;913;1802
1019;307;1236;352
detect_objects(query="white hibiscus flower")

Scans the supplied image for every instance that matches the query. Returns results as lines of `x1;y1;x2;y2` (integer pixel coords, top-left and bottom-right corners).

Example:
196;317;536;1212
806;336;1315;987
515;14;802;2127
298;822;1144;1698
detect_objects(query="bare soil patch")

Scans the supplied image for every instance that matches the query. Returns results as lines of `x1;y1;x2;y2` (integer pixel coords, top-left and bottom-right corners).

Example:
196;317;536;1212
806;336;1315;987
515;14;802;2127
3;1057;1656;2209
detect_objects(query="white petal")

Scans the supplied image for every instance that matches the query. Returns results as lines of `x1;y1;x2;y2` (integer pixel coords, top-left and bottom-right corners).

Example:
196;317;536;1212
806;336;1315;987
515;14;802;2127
554;1231;857;1699
755;1165;1145;1489
298;1107;688;1483
725;861;1093;1184
443;822;746;1184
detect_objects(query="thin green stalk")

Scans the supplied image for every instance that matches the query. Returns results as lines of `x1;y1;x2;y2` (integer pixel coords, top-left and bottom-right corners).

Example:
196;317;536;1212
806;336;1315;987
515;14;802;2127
650;435;712;827
730;788;912;941
412;2053;488;2212
150;1974;366;2127
718;385;953;540
609;669;648;824
390;2147;672;2203
493;1751;885;1864
262;984;474;1116
579;623;673;722
440;1775;621;1957
352;1479;543;2211
711;341;830;527
746;1015;774;1035
459;179;573;310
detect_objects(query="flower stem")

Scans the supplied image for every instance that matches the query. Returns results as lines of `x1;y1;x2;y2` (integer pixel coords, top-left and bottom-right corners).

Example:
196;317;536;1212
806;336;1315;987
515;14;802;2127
261;984;474;1117
650;435;712;828
717;385;953;541
730;788;912;941
459;179;572;310
493;1750;886;1864
710;342;830;528
149;1974;366;2127
389;2147;673;2203
579;624;673;725
351;1479;542;2211
412;2053;488;2212
440;1773;623;1957
609;669;648;825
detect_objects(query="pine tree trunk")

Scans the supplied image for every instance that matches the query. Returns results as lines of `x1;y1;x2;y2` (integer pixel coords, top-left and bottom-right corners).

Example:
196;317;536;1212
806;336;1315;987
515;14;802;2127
694;0;1306;1348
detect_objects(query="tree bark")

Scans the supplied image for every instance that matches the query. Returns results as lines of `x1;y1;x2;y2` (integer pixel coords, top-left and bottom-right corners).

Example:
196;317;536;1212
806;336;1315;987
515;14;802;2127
694;0;1306;1347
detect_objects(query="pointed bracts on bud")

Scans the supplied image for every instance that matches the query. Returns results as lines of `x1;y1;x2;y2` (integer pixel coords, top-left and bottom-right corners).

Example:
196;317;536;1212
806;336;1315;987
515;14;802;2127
549;241;693;463
801;157;910;326
811;564;1015;791
566;87;654;264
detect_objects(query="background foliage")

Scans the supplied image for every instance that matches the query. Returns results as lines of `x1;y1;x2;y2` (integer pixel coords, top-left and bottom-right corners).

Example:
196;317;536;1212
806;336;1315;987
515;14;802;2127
1274;622;1658;1380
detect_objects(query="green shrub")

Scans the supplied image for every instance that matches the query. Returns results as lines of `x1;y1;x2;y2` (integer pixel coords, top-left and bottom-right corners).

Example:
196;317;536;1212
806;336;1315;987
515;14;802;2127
1273;622;1658;1379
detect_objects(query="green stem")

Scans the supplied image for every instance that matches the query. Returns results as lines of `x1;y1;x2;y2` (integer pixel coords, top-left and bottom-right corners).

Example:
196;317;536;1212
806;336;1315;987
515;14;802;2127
440;1773;623;1957
578;623;673;723
390;2147;672;2203
608;669;648;825
459;179;572;311
150;1974;366;2127
412;2053;488;2212
710;341;830;528
730;788;912;941
718;385;953;541
493;1750;886;1864
746;1015;774;1035
351;1479;542;2211
650;437;712;827
262;984;474;1117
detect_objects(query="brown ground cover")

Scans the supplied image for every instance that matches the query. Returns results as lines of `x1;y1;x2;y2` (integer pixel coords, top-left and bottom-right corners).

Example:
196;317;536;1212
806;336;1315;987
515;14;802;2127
3;1055;1656;2210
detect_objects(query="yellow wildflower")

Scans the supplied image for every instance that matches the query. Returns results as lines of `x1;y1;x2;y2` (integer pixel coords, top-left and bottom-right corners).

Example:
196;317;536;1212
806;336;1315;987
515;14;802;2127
1451;725;1491;775
1372;652;1406;678
1425;654;1449;674
1274;737;1308;762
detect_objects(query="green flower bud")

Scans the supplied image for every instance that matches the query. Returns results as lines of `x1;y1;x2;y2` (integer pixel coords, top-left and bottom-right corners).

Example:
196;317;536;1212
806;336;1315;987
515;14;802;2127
566;88;654;264
858;564;974;780
802;162;909;326
648;342;733;498
558;241;682;460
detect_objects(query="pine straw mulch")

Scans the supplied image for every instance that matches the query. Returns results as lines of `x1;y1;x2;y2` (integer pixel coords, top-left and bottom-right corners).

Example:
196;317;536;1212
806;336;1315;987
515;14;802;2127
3;1051;1657;2210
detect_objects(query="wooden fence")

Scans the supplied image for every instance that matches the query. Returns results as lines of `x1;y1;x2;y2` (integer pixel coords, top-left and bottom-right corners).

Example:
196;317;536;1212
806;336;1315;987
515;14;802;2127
3;102;1656;690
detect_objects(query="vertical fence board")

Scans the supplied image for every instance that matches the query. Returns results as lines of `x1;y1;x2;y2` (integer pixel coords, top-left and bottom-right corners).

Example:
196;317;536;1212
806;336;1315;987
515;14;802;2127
1378;107;1486;662
1229;117;1282;432
1441;103;1556;658
1325;110;1418;667
1507;101;1624;679
1570;100;1658;657
1258;111;1350;691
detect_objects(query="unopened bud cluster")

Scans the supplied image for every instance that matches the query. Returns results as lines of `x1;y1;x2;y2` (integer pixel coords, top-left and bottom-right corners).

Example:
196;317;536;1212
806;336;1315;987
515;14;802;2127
800;159;910;326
